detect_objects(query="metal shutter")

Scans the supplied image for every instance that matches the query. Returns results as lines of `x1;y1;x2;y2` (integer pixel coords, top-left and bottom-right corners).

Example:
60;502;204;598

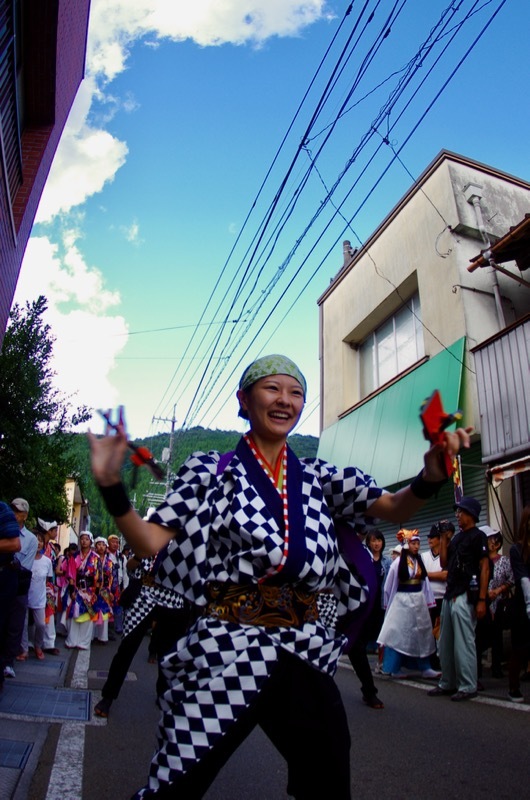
373;442;487;556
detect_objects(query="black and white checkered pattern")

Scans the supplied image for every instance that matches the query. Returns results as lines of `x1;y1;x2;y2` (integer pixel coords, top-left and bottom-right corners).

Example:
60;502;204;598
132;447;383;794
138;616;346;795
154;451;380;612
123;559;185;639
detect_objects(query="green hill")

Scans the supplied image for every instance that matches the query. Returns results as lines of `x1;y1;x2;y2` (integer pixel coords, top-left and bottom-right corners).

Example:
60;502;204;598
68;427;319;535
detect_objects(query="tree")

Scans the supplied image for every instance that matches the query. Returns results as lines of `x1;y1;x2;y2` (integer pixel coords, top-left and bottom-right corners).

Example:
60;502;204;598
0;296;90;522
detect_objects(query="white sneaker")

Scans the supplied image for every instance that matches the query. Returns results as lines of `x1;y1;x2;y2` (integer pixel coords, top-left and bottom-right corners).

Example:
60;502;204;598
4;666;15;678
421;668;442;679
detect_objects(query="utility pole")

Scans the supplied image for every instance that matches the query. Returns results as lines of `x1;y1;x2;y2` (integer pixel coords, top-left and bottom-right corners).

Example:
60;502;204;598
151;405;178;497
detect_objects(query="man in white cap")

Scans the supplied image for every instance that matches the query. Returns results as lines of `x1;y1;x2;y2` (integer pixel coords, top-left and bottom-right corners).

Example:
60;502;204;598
3;499;38;677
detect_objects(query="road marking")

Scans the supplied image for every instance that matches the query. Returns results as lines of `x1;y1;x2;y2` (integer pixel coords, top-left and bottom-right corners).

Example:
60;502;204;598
45;649;94;800
337;660;530;711
45;722;85;800
403;678;530;712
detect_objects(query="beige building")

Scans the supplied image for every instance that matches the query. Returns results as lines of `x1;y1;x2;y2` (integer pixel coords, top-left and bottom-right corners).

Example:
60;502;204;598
57;478;89;552
317;150;530;540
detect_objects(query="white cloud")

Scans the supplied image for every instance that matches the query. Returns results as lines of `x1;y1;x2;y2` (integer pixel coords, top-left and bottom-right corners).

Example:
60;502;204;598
21;0;330;431
87;1;331;82
15;234;128;418
36;1;330;223
35;80;128;224
120;219;143;245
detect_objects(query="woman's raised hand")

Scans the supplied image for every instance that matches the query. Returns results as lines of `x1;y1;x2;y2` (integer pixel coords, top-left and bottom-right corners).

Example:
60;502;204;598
423;426;473;482
87;407;129;486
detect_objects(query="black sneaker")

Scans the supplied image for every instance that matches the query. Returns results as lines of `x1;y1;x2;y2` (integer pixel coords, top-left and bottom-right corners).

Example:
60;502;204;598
450;690;478;702
508;690;524;703
428;686;455;696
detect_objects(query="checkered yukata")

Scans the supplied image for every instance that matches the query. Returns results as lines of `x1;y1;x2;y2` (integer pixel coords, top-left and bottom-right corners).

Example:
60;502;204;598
122;558;185;639
136;437;385;796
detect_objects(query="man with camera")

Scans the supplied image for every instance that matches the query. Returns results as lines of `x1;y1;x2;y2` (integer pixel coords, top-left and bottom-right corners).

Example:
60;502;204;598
428;497;488;701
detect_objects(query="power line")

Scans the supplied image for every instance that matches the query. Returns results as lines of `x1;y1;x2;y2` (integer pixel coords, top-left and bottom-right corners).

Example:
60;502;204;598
150;1;506;435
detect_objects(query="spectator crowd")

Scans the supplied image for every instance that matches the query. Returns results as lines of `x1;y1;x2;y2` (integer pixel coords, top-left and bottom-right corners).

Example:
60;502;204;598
1;420;530;800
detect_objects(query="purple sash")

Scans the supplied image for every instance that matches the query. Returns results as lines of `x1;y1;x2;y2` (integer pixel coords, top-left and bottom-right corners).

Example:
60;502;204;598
334;521;377;647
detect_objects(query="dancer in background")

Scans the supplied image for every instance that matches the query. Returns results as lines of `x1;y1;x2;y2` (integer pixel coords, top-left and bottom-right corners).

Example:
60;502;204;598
378;529;440;679
63;532;99;651
94;552;189;718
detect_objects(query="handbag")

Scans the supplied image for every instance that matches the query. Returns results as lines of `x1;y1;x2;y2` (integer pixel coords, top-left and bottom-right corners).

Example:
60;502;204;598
496;593;515;630
118;576;142;609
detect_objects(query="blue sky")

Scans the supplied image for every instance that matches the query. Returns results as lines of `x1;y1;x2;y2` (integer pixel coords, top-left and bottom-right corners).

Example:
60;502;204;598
13;0;530;441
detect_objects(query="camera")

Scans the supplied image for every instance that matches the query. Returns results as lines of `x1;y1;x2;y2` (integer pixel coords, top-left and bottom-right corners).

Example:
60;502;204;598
437;520;455;535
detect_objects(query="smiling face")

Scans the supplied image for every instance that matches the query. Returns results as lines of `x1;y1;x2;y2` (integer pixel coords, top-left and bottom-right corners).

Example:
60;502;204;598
237;374;305;445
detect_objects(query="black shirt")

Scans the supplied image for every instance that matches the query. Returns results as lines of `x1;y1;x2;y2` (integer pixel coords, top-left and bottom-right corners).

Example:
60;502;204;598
445;525;487;600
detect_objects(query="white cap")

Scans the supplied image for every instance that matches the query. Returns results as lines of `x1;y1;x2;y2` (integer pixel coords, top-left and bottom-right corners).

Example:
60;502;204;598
480;525;501;538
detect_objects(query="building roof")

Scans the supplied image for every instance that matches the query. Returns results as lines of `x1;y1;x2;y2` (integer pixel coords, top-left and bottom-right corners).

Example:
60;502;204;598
468;213;530;273
318;150;530;304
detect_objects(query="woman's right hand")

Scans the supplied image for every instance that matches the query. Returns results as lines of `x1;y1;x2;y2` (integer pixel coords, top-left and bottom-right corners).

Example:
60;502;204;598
87;409;129;486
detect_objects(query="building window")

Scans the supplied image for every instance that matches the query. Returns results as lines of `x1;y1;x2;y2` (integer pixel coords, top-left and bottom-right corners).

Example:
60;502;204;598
360;293;424;395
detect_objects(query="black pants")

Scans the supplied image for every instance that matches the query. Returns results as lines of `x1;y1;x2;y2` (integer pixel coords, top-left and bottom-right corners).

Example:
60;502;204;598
137;651;351;800
0;568;18;684
347;637;378;700
102;607;189;701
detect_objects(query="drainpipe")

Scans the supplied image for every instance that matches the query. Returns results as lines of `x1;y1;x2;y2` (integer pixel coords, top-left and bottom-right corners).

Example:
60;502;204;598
463;183;506;329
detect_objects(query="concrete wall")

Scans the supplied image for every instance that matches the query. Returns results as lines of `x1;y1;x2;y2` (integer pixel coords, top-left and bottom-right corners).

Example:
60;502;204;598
318;152;530;432
0;0;91;344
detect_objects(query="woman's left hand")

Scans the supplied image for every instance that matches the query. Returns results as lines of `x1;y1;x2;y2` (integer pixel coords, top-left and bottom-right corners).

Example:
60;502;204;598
423;427;473;481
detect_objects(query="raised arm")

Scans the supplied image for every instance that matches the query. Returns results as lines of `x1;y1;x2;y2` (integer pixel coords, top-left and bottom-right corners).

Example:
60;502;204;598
88;419;174;558
369;427;472;524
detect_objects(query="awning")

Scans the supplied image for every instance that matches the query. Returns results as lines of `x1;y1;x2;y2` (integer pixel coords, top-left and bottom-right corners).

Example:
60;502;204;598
317;338;465;487
486;455;530;488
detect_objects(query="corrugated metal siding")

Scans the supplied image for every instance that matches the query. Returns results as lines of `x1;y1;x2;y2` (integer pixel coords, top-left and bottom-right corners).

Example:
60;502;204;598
375;442;487;556
474;319;530;462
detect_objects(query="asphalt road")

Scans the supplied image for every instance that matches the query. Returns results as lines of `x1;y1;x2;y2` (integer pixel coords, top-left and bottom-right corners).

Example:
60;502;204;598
77;638;530;800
